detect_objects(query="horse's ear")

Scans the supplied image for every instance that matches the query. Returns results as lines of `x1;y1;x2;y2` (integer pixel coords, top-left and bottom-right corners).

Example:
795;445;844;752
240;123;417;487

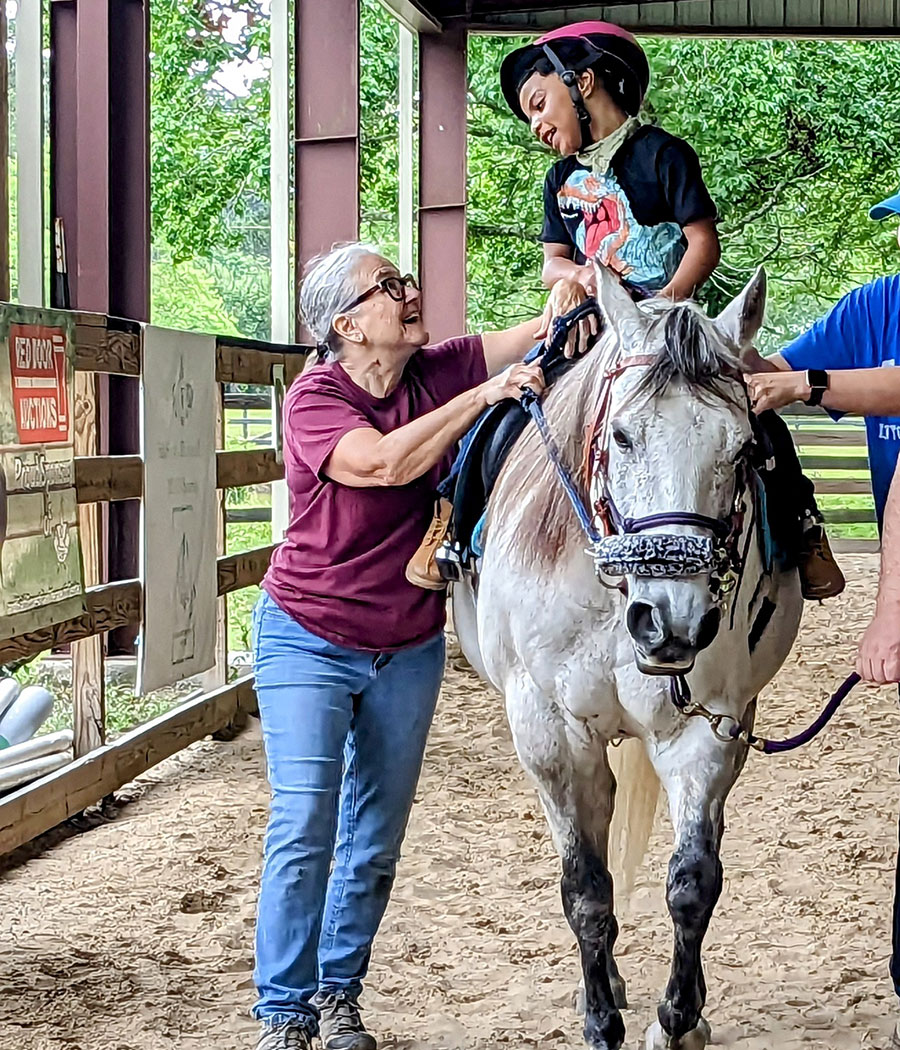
715;267;767;350
593;260;643;334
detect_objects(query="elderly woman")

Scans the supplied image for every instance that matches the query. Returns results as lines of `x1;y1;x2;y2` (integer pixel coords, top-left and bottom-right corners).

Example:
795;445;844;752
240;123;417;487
252;241;587;1050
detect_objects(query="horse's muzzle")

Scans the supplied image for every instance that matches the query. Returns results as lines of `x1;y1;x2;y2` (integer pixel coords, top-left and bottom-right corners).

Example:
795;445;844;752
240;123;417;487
627;600;721;675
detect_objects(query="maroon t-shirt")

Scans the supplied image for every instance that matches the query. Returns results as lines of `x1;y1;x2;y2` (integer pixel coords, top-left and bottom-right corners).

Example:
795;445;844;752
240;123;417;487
262;335;487;652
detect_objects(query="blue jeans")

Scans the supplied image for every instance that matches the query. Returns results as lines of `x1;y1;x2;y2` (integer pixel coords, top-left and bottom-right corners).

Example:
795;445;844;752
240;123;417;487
250;592;445;1031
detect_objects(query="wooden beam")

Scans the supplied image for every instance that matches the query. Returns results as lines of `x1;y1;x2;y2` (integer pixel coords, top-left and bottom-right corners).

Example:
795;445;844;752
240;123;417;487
788;430;868;447
800;455;871;472
815;479;873;495
0;676;258;858
217;546;276;596
216;339;309;386
72;321;311;383
832;538;880;554
378;0;442;31
0;581;142;665
217;449;284;489
73;314;142;375
75;455;143;502
76;448;289;503
823;508;877;524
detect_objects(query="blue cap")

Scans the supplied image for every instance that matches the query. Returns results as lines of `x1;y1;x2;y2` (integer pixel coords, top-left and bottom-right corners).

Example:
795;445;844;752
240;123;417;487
870;188;900;220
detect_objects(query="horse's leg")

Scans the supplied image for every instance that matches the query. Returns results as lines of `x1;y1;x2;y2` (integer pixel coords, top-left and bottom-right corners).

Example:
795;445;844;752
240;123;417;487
526;739;624;1050
644;722;745;1050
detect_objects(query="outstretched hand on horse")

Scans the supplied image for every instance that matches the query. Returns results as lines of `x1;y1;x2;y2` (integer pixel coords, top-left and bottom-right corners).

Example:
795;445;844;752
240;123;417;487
534;276;600;358
483;361;546;406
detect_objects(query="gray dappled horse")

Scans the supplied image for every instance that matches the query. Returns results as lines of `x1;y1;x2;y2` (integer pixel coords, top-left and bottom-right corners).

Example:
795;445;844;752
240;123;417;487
452;265;802;1050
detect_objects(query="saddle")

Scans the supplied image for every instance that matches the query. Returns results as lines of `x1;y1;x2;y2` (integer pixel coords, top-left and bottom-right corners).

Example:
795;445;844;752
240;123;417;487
439;302;600;574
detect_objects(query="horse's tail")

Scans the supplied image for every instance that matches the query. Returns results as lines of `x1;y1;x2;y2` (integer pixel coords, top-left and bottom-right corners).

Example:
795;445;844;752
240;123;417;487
608;738;660;899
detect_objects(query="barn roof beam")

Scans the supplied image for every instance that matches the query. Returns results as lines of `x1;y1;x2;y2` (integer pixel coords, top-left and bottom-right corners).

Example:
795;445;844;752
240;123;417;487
378;0;443;33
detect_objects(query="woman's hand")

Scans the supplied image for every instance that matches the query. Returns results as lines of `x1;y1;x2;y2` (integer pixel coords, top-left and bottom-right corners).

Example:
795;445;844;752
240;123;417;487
534;278;598;358
746;370;811;414
482;362;546;406
857;607;900;684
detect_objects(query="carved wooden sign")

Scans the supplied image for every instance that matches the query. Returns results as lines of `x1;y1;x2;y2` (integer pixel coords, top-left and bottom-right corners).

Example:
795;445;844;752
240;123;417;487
0;305;86;641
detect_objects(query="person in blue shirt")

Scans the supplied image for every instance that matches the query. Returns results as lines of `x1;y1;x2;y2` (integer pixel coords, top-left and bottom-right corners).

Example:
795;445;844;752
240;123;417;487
747;186;900;1043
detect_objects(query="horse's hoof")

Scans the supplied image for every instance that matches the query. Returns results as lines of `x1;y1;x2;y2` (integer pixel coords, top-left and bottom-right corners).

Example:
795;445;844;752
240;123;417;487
644;1017;710;1050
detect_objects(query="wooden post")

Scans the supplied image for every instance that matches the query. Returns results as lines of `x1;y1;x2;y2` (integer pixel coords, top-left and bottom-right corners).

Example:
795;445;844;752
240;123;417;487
72;372;105;757
201;386;228;692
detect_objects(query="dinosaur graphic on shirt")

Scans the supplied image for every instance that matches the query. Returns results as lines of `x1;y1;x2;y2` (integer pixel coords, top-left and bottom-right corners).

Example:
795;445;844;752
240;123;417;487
556;168;684;291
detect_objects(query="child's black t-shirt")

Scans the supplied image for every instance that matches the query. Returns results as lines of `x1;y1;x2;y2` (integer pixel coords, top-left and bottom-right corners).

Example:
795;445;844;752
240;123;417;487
540;125;718;294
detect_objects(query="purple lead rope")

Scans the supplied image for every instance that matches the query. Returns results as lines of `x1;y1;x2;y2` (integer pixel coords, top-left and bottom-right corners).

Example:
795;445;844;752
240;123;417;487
742;671;861;754
670;671;863;755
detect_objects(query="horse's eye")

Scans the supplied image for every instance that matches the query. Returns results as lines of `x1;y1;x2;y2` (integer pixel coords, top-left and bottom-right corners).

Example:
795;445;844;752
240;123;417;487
612;427;632;452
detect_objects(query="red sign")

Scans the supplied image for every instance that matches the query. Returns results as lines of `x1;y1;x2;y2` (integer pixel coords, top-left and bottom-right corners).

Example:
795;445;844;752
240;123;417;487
8;323;70;444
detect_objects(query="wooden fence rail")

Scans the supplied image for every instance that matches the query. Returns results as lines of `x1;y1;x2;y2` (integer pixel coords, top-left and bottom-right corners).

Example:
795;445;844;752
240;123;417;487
0;309;311;857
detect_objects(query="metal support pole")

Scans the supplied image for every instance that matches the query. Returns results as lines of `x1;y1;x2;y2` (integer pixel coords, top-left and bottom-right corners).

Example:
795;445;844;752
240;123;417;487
418;23;467;341
16;0;43;305
271;0;291;540
294;0;360;339
398;24;415;277
50;0;150;656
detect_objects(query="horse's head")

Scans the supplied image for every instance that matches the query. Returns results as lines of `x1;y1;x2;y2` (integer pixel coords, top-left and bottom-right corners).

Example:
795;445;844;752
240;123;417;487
591;264;766;675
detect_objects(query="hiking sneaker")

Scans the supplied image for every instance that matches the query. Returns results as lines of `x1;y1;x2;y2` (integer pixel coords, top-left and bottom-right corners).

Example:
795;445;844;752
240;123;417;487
405;498;452;591
798;522;845;600
312;991;377;1050
255;1022;313;1050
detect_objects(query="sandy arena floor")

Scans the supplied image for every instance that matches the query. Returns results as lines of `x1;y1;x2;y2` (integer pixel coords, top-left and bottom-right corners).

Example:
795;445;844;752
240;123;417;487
0;556;898;1050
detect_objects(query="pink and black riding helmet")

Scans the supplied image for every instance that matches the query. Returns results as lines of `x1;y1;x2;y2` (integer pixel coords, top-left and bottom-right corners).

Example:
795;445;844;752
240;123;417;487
499;22;650;150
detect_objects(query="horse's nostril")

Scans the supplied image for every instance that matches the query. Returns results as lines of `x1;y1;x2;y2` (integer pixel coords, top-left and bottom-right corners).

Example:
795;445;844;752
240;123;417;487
627;600;664;645
696;607;721;652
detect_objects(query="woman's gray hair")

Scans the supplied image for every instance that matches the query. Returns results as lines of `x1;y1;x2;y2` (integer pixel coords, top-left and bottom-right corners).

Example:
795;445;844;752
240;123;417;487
299;241;382;360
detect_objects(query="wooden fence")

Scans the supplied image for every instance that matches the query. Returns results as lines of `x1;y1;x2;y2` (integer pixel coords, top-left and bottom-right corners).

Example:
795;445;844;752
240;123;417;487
0;310;309;856
0;323;878;856
221;395;880;551
782;405;877;553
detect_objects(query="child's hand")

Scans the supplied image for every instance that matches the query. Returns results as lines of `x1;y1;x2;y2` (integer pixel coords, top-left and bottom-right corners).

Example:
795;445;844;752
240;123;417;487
534;278;598;357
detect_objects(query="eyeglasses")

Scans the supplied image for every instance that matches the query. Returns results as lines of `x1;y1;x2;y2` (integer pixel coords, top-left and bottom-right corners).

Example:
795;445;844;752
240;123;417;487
342;274;419;313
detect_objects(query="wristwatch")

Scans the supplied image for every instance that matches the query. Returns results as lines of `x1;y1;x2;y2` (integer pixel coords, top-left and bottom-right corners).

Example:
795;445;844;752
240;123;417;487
804;369;829;407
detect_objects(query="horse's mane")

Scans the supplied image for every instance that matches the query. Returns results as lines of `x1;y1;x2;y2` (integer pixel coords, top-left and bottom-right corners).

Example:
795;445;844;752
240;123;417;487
490;301;746;566
633;301;745;406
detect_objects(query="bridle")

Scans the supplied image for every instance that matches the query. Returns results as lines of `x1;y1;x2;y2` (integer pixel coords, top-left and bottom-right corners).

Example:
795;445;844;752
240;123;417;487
524;345;757;605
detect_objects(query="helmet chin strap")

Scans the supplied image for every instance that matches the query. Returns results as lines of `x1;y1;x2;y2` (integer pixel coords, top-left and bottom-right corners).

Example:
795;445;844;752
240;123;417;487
541;44;594;151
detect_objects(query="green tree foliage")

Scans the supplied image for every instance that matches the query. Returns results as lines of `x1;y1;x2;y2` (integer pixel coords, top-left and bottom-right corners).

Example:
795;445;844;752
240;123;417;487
465;34;900;346
150;0;271;337
149;3;900;352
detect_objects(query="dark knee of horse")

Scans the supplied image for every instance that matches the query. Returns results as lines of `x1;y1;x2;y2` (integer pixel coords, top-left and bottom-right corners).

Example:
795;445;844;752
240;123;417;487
561;845;614;933
666;841;722;929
